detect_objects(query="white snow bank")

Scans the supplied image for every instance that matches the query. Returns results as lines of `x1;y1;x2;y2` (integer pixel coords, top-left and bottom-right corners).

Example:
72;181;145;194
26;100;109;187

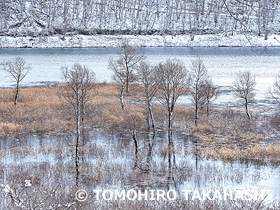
0;34;280;48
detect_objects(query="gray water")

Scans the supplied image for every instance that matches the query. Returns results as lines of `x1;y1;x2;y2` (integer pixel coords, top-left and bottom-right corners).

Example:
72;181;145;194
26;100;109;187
0;47;279;103
1;133;280;202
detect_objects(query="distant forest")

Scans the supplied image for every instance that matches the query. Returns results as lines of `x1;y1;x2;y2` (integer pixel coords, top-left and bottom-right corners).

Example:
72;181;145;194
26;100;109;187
0;0;279;39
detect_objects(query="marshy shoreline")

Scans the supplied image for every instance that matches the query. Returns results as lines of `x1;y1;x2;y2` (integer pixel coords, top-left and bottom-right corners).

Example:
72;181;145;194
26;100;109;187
0;83;279;164
1;83;280;209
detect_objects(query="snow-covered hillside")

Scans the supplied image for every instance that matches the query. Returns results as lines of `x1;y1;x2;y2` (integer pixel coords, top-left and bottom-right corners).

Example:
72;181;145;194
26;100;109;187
0;0;279;41
1;34;280;48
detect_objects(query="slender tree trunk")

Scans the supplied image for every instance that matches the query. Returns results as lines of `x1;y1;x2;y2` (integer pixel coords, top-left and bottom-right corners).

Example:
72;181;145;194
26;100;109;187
76;89;81;144
75;136;79;187
75;119;80;187
126;76;129;93
126;65;129;93
168;110;175;165
149;105;156;135
195;136;198;170
168;110;173;143
195;105;198;126
132;131;138;169
264;24;268;40
120;86;125;110
146;133;154;173
195;91;198;126
257;5;261;36
81;91;85;127
167;142;172;189
245;98;251;119
145;83;156;135
146;108;150;133
81;90;86;144
206;99;210;117
75;87;81;186
14;81;19;107
148;100;156;135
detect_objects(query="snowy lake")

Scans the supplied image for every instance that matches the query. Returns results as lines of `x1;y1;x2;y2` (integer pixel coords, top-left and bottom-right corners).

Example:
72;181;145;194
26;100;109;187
0;47;279;105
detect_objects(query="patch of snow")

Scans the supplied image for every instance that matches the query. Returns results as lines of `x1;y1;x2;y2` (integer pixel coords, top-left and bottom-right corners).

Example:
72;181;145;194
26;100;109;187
24;180;32;187
1;34;280;48
3;185;11;193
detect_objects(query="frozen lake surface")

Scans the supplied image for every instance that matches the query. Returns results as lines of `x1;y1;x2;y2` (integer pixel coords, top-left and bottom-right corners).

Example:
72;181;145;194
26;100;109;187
0;47;279;104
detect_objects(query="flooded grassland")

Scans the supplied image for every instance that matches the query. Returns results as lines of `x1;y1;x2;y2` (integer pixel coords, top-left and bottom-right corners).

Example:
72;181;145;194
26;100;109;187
0;84;280;209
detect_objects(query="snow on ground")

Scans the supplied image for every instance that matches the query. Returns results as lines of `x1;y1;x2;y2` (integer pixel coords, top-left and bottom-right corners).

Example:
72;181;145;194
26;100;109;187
0;34;280;48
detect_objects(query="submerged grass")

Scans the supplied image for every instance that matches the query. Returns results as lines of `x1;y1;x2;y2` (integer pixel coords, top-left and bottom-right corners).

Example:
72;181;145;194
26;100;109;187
201;143;280;165
0;84;279;165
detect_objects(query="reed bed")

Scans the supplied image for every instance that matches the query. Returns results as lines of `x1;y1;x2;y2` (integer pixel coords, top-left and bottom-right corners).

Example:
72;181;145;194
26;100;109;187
200;144;280;165
0;84;279;165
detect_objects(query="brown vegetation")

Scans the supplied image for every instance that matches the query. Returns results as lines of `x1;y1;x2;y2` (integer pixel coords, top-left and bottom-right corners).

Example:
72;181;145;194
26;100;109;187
0;84;125;135
201;143;280;165
0;83;279;165
0;123;20;135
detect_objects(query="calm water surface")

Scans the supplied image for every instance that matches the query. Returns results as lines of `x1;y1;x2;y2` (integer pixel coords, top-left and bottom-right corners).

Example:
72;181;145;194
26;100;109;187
1;133;280;201
0;47;279;102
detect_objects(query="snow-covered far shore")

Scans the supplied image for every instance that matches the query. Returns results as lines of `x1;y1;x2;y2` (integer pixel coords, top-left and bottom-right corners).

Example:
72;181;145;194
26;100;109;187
0;34;280;48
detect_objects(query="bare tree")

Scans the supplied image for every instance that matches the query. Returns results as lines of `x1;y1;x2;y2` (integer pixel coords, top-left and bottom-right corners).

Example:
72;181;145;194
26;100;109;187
59;63;95;186
111;41;145;93
123;112;145;169
201;79;219;116
1;57;31;107
232;71;256;119
270;74;280;104
189;57;209;126
135;61;158;135
109;58;126;110
154;59;189;142
154;59;189;178
61;63;95;133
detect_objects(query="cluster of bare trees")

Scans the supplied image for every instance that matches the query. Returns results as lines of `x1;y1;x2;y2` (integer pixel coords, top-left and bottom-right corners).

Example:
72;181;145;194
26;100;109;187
1;54;279;129
110;45;220;133
109;44;220;170
1;53;279;174
110;44;280;139
107;45;280;172
0;0;279;39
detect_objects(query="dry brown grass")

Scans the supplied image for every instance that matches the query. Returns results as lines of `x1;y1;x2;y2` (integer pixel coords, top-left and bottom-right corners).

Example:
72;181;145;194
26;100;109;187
0;87;60;103
201;143;280;165
192;124;212;134
0;123;20;135
0;85;228;137
0;86;77;135
0;85;273;138
0;84;150;135
95;83;119;96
